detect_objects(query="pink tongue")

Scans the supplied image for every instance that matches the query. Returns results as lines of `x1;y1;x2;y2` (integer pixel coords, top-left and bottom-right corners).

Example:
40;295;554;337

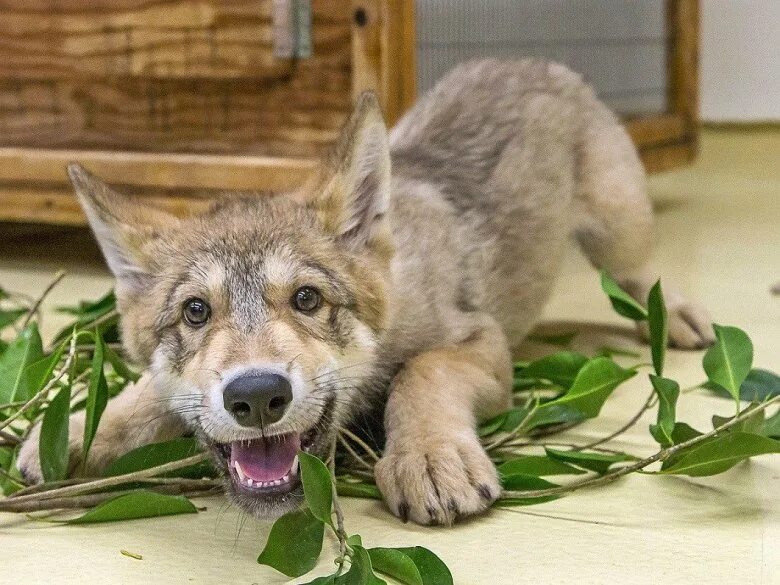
231;434;301;482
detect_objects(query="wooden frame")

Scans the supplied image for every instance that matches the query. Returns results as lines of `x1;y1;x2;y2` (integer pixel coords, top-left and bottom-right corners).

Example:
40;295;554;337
0;0;697;225
625;0;699;173
0;1;414;226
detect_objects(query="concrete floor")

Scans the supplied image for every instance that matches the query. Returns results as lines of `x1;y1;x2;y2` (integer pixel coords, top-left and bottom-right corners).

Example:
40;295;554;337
1;128;778;584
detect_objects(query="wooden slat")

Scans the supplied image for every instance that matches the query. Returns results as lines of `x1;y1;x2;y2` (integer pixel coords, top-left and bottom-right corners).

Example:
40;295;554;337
666;0;699;150
625;114;686;147
0;186;216;225
380;0;417;123
0;148;316;191
638;141;695;174
352;0;382;103
0;1;354;158
0;0;339;80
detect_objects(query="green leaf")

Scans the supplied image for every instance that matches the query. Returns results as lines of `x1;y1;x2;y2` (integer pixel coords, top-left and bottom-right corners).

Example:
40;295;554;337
762;409;780;438
600;271;648;321
522;351;589;389
103;437;211;478
82;333;108;467
63;490;197;524
17;345;66;407
346;534;363;547
738;369;780;400
526;403;585;429
648;375;680;447
39;384;72;481
368;548;423;585
56;290;116;316
0;323;44;404
537;357;636;419
52;290;118;344
0;447;24;495
336;481;382;500
545;448;635;474
712;408;765;435
498;455;586;477
478;412;508;436
647;281;668;376
337;546;385;585
706;369;780;402
257;508;324;578
499;406;534;432
661;432;780;477
669;422;704;444
497;472;561;505
390;547;453;585
0;308;26;330
299;451;333;526
103;344;141;383
703;324;753;410
658;422;705;469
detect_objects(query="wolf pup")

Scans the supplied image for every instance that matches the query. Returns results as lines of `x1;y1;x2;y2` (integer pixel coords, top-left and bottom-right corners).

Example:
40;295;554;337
19;59;714;525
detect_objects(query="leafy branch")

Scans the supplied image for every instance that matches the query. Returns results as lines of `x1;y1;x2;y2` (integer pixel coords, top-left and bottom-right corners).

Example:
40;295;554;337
1;272;778;584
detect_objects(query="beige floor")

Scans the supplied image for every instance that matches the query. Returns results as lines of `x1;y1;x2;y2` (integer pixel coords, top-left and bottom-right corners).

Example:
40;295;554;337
1;128;778;584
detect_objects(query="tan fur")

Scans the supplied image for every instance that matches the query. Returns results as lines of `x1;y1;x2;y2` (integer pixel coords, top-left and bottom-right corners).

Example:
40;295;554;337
18;59;714;525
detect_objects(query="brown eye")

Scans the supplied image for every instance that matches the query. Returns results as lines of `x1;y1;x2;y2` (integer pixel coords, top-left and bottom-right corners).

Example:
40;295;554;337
183;297;211;327
292;287;321;313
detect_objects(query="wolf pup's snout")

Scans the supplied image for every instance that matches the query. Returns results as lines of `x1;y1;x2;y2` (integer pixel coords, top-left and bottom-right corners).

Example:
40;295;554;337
223;372;293;427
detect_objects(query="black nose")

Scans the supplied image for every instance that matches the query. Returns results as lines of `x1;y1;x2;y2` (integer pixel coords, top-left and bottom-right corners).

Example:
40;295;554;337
223;373;293;427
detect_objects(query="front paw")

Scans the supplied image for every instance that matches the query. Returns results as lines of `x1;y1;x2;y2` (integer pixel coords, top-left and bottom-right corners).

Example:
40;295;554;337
374;432;500;525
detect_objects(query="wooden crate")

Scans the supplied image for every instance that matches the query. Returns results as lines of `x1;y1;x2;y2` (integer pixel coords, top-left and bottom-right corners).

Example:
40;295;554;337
0;0;695;226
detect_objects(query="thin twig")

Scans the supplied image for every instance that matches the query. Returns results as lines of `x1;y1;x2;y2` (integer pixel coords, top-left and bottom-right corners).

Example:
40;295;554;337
84;309;119;332
576;390;656;451
4;453;210;504
0;485;221;514
501;396;780;500
0;429;21;444
329;438;349;574
491;441;629;457
526;419;585;438
337;428;381;462
483;401;540;451
338;436;376;471
8;477;86;498
0;466;26;489
21;270;66;329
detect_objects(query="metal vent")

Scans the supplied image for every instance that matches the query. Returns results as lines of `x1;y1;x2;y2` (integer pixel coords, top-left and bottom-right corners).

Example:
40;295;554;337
416;0;667;115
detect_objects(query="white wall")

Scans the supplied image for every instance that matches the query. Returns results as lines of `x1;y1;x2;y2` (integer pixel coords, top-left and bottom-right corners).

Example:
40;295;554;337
701;0;780;122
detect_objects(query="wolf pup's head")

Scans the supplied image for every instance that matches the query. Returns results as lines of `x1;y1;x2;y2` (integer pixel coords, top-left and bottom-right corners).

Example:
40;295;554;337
69;93;392;517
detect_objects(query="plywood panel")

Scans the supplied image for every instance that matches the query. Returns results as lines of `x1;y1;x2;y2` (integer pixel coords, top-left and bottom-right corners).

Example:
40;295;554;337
0;0;295;80
0;0;354;157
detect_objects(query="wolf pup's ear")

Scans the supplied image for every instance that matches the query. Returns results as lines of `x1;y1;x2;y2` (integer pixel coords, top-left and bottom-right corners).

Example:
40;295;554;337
309;91;391;250
68;163;178;296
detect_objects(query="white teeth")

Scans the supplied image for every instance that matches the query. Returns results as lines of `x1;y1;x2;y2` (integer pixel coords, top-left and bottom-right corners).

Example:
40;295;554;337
234;461;246;482
232;457;300;489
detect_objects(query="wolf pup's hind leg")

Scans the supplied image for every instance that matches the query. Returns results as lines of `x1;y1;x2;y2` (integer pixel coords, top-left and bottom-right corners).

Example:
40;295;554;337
375;313;512;525
574;102;715;348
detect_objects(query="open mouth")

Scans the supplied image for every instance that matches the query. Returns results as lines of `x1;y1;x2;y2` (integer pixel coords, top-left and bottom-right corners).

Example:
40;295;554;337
214;426;320;495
